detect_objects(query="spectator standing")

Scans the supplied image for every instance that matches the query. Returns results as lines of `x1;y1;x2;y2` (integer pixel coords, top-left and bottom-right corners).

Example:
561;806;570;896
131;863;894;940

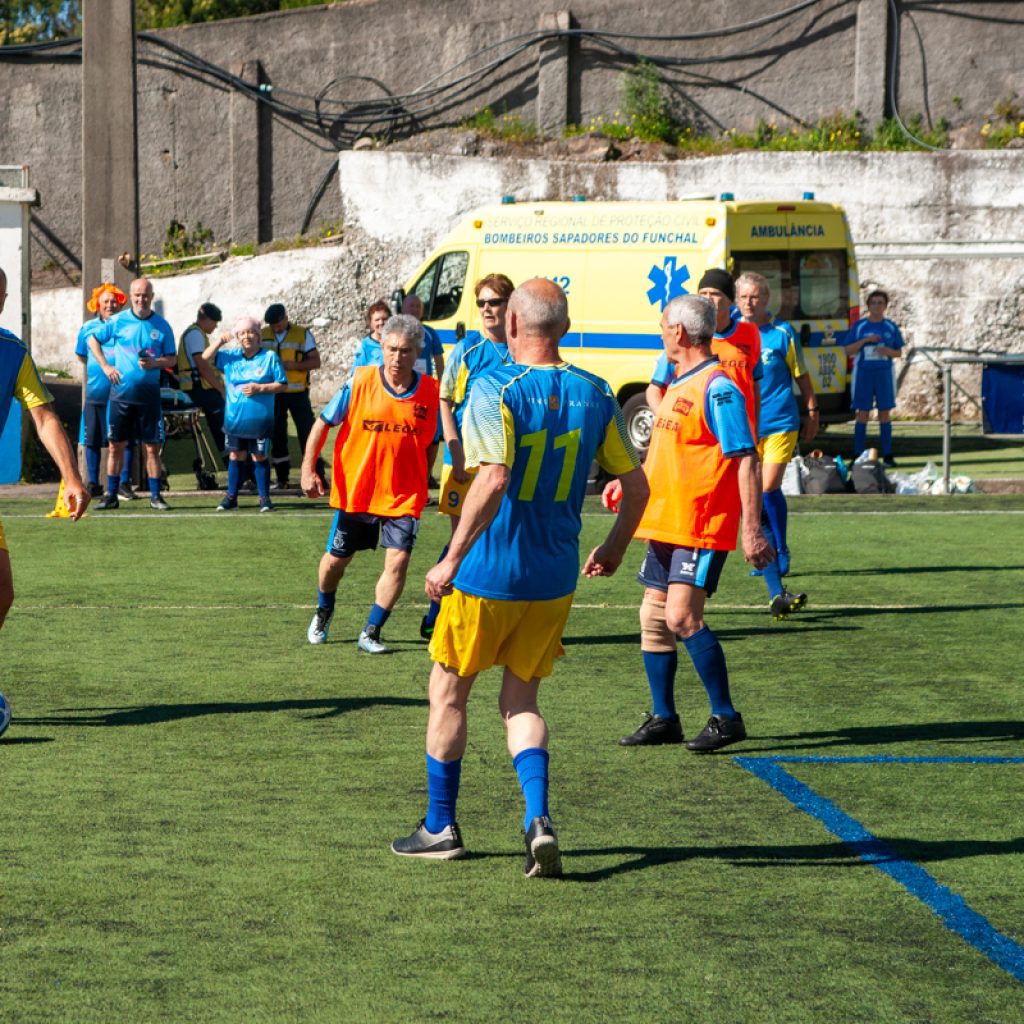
177;302;227;461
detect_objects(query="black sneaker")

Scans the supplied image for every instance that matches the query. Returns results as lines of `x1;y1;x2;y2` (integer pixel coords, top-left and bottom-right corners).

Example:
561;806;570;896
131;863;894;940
524;815;562;878
770;590;807;621
150;496;171;511
88;482;104;498
420;615;435;640
618;713;684;746
118;482;139;501
391;820;466;860
96;493;119;510
882;455;896;468
686;713;747;753
216;496;238;512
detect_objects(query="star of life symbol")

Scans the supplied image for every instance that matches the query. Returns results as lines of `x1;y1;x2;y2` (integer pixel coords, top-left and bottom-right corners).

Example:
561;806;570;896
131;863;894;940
647;258;691;310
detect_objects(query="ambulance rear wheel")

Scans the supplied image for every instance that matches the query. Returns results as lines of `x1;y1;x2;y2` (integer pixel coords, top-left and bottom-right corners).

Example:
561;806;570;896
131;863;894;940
621;393;653;459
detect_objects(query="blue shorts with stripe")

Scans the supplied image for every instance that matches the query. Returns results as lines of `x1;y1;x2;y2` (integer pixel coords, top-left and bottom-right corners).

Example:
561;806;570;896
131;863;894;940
638;541;729;597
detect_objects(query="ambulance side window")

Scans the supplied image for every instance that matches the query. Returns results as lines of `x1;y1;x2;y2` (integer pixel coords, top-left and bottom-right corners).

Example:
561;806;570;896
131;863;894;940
414;251;469;321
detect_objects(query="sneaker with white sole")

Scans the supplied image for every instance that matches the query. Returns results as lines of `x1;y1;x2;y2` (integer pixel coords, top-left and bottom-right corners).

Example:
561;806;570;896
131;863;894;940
150;496;171;511
216;496;238;512
307;607;334;645
357;630;392;655
524;815;562;878
391;820;466;860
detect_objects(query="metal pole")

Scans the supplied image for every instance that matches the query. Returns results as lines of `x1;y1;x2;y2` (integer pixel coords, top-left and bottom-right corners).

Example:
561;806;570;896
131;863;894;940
942;362;952;493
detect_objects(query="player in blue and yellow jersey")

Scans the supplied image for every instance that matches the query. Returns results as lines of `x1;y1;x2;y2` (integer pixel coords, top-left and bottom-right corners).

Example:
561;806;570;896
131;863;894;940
301;315;439;654
74;282;136;498
419;272;515;640
88;277;177;511
196;316;288;511
0;265;89;631
737;271;817;613
392;278;649;876
845;289;905;465
610;294;773;754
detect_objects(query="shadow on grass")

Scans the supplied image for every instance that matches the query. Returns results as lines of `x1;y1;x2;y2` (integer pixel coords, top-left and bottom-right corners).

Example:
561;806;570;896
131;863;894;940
557;835;1024;882
0;736;54;745
742;718;1024;753
19;695;426;728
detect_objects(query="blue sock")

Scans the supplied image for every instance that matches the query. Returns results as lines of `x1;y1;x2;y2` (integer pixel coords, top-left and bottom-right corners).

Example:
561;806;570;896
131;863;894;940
253;460;271;500
854;422;868;457
760;522;784;599
317;589;336;613
120;446;134;486
763;488;788;553
227;460;241;497
85;447;100;485
880;421;893;456
106;474;119;496
424;545;451;628
513;747;550;832
683;625;735;719
364;603;390;638
148;476;161;500
424;753;462;832
642;649;678;720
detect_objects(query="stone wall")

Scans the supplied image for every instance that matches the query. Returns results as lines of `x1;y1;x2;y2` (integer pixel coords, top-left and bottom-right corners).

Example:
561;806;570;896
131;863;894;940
2;1;1021;281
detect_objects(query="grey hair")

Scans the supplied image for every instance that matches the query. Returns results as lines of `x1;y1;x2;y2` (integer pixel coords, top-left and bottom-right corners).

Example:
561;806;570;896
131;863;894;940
664;294;715;344
509;277;568;335
381;313;424;352
735;271;770;297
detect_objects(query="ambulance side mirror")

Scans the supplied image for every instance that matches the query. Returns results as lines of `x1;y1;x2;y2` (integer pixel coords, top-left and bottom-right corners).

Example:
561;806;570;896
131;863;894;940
455;321;466;340
390;287;406;314
800;323;811;346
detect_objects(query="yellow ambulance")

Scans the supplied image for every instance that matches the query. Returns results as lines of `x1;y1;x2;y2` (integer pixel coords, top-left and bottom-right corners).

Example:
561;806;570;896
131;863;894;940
399;194;858;450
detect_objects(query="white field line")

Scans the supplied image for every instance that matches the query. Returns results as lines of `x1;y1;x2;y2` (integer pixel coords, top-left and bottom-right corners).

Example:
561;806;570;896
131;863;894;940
13;601;946;612
1;508;1023;522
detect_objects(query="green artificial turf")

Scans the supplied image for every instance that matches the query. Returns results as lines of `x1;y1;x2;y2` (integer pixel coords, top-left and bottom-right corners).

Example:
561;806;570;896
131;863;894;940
1;494;1022;1022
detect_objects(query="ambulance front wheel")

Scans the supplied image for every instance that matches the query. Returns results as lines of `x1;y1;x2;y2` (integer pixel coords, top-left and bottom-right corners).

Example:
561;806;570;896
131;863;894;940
621;393;654;459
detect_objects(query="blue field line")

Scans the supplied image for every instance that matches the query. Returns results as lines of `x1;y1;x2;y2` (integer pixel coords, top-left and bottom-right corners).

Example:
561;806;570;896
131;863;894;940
735;755;1024;982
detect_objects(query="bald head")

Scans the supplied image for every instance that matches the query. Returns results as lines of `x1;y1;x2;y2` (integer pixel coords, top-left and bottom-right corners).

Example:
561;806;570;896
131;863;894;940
509;278;568;337
401;294;424;319
129;277;154;318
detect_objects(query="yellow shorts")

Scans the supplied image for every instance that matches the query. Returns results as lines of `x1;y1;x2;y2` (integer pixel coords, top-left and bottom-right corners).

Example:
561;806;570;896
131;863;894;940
428;588;574;681
0;515;7;552
758;430;799;465
438;463;478;518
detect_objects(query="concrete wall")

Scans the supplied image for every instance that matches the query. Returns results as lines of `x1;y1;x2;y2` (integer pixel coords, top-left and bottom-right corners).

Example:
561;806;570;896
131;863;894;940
2;1;1021;281
30;148;1024;419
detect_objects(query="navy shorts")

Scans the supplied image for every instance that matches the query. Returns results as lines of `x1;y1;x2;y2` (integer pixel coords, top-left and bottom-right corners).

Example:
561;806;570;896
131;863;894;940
225;434;271;457
82;402;109;448
638;541;729;597
108;398;162;445
851;361;897;411
325;510;419;558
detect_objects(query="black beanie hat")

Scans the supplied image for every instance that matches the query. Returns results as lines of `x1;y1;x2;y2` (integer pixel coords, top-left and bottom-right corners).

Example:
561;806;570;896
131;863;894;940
697;268;735;302
264;303;287;325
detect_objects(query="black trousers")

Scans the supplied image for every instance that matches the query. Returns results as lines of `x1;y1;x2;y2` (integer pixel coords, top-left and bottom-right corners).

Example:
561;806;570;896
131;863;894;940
272;390;321;483
188;386;227;461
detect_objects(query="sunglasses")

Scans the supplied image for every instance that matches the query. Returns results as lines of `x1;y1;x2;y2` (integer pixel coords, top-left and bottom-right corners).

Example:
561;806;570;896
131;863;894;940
476;298;507;309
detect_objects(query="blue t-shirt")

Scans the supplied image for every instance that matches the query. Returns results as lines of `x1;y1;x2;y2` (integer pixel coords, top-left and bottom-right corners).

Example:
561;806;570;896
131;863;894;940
215;347;287;439
439;331;512;465
75;317;114;404
92;309;176;405
681;364;758;456
849;317;904;367
352;335;382;370
651;325;765;390
454;362;640;601
757;320;807;437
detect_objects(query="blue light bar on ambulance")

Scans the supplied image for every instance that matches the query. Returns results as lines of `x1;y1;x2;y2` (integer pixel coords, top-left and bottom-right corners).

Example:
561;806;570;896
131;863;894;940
803;191;815;200
719;192;734;200
501;195;516;204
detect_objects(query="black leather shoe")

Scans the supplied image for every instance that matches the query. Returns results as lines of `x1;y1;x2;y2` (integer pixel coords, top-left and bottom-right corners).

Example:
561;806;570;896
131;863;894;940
524;816;562;878
686;713;747;753
619;713;683;746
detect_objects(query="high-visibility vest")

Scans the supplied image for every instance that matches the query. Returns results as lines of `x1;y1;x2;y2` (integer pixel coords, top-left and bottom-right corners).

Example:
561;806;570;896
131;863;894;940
177;323;216;391
261;323;312;393
330;366;439;518
636;361;742;551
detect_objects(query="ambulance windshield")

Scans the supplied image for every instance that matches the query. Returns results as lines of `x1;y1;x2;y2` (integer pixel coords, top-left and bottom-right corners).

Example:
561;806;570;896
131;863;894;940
411;251;470;321
731;249;849;322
